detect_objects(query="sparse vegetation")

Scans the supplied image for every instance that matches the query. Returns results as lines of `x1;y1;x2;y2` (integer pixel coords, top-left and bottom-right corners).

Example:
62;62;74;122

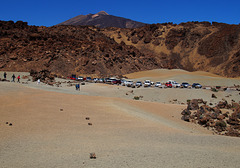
211;88;218;92
133;96;143;100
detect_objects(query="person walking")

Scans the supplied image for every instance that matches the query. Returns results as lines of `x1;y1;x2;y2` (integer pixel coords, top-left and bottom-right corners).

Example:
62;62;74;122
3;72;7;79
75;83;80;91
17;75;20;83
12;74;15;82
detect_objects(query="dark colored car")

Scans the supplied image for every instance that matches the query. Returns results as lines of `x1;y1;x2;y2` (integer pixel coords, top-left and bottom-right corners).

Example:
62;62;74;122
181;82;190;88
112;79;121;85
86;77;92;82
192;83;202;88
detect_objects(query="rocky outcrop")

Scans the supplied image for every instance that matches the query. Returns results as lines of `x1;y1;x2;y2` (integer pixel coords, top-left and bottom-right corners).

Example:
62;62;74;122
30;69;55;85
181;99;240;137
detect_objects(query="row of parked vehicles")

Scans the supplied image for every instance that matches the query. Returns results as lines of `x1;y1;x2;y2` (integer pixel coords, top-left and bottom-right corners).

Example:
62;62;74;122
69;75;202;89
122;80;202;88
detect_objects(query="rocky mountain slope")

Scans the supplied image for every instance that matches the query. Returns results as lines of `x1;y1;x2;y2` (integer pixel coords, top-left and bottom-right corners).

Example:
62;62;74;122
102;22;240;77
0;21;157;77
58;11;147;28
0;20;239;78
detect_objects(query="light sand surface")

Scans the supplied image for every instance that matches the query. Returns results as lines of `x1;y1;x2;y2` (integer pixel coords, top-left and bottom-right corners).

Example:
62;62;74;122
1;77;240;167
0;70;240;168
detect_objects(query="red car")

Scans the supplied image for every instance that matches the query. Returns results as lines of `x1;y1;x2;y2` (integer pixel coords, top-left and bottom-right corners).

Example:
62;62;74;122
165;82;172;88
68;74;76;80
112;79;121;85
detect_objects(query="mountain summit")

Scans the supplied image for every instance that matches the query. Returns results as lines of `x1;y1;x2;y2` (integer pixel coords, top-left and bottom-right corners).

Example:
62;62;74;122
57;11;147;28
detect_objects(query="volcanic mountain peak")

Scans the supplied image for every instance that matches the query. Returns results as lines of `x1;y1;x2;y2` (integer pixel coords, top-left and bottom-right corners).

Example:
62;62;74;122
96;11;109;15
92;11;109;18
58;11;147;28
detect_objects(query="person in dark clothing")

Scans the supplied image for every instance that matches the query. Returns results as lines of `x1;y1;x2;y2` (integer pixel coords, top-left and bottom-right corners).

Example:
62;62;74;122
75;83;80;91
12;74;15;82
3;72;7;79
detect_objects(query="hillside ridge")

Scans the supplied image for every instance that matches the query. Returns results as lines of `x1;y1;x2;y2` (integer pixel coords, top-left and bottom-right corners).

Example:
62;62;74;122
0;20;239;78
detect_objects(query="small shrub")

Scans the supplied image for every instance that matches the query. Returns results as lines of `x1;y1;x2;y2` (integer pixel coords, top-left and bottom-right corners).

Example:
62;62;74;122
211;88;218;92
133;96;140;100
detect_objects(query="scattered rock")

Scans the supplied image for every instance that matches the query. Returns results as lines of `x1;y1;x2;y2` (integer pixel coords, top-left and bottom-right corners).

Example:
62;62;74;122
212;94;217;98
187;99;199;110
181;109;191;122
217;100;229;109
90;153;96;159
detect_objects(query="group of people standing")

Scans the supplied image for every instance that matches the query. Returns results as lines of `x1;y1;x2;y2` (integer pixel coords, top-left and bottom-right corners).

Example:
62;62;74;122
3;72;21;83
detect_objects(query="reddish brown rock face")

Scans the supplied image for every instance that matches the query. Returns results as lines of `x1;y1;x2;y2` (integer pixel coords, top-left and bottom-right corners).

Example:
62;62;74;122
0;21;240;78
0;21;158;77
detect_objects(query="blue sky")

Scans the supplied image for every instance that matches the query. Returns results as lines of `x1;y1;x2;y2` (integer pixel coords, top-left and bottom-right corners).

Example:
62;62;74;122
1;0;239;27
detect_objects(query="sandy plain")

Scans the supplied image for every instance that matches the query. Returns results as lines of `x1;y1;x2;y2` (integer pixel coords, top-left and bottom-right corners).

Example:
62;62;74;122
0;69;240;168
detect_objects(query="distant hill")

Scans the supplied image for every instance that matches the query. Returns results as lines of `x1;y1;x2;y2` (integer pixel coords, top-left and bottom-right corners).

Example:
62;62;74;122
57;11;147;28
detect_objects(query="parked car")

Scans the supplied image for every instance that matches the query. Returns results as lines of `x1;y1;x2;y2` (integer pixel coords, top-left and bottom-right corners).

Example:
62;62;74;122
167;80;181;88
135;81;142;87
125;80;134;87
165;82;172;88
106;78;117;84
112;79;121;85
181;82;190;88
77;76;84;81
69;74;76;80
144;80;151;87
86;77;92;82
121;79;127;86
98;78;104;83
93;78;99;83
192;83;202;88
155;82;162;87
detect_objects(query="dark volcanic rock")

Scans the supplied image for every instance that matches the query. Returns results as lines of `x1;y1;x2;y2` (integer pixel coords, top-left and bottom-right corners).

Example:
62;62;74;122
217;100;229;109
30;69;54;84
181;109;191;122
187;99;199;110
181;99;240;137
